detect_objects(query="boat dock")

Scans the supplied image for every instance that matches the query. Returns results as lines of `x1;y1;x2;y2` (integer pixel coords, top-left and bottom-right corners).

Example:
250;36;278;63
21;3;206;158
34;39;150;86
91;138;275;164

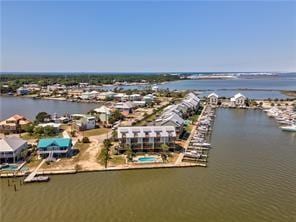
181;105;216;166
24;159;49;183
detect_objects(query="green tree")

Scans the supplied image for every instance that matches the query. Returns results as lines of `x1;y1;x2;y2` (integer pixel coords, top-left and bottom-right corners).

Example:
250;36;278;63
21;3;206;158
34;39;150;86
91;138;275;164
161;143;170;162
125;145;133;162
109;110;124;124
35;112;50;124
33;126;44;135
112;130;118;141
82;136;90;143
99;139;112;168
100;147;110;168
43;126;57;137
103;139;112;149
23;124;34;135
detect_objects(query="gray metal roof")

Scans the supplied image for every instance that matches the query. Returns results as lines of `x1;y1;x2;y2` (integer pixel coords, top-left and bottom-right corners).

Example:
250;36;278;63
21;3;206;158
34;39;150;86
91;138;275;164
0;136;27;152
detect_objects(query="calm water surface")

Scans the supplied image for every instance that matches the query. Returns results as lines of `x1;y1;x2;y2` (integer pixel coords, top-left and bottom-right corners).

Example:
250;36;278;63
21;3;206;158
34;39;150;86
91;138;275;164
1;109;296;222
0;96;99;120
197;89;289;99
159;77;296;91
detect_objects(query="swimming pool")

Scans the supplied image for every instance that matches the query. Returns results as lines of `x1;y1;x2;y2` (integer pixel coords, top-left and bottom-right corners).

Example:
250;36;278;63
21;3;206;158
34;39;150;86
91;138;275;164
0;164;29;172
136;156;157;163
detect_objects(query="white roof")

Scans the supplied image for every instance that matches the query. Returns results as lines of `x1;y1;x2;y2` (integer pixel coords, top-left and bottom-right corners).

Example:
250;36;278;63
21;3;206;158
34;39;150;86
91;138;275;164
208;92;218;98
132;101;146;105
114;93;126;97
0;136;27;152
117;126;176;139
38;123;61;128
115;102;134;109
234;93;246;99
94;105;111;114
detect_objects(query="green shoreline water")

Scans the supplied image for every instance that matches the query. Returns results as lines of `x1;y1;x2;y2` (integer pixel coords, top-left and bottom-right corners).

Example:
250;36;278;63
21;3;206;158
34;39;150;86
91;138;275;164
1;109;296;222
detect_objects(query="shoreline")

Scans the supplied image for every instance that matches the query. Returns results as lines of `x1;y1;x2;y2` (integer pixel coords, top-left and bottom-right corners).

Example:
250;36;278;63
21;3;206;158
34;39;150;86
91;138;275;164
1;104;294;180
0;162;203;179
1;88;295;103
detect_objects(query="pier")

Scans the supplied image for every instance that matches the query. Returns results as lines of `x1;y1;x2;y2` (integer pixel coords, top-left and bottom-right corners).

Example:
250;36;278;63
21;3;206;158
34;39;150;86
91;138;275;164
24;159;49;183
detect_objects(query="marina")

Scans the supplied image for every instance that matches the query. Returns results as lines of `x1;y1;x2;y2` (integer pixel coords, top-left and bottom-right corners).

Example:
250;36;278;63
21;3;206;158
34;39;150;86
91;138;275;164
1;1;296;221
264;106;296;132
182;105;216;166
1;109;295;222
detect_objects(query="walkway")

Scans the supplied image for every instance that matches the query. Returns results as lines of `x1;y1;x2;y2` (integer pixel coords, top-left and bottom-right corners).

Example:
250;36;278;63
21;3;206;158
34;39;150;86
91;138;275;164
24;159;46;183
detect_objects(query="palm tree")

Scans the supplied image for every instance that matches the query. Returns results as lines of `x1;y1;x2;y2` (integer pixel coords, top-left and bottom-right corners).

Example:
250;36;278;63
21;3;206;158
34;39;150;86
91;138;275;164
103;139;112;150
161;143;169;162
101;147;110;168
125;145;133;162
101;139;112;168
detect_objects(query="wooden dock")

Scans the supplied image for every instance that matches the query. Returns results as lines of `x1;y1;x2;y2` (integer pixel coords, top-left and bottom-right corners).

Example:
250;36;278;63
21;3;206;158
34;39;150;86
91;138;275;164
24;159;47;183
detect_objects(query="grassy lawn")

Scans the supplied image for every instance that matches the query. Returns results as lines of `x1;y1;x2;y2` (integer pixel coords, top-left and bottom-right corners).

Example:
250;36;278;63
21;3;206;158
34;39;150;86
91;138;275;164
189;114;199;123
109;155;126;165
81;128;110;137
20;132;63;140
26;156;42;169
20;133;39;140
135;104;169;126
185;124;193;133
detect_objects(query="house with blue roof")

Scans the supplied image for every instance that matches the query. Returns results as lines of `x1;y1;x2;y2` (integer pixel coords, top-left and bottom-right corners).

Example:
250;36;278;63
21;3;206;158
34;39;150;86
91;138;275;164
37;137;72;158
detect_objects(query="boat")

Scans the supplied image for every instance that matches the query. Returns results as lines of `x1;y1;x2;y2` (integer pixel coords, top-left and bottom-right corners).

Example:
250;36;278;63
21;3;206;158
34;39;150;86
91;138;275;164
280;124;296;132
192;142;211;147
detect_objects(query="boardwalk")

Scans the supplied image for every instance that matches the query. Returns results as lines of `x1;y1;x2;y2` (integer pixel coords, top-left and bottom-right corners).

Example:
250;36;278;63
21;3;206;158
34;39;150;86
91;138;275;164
24;159;46;183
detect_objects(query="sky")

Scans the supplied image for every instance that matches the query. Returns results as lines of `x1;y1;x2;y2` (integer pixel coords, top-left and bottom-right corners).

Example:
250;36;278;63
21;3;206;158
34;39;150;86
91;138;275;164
1;1;296;72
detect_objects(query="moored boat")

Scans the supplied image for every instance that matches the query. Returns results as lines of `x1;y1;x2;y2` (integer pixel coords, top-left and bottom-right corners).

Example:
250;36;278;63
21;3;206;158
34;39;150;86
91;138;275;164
280;124;296;132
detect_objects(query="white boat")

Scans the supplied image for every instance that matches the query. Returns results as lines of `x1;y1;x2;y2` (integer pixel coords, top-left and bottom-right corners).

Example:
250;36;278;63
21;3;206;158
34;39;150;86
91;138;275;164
280;124;296;132
192;142;211;147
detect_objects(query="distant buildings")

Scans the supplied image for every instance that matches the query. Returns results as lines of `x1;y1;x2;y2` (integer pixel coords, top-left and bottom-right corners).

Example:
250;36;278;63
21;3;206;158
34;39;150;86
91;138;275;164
231;93;246;107
37;138;73;158
143;94;154;104
207;92;219;105
47;84;67;92
93;106;111;124
129;94;142;101
152;85;159;91
114;102;135;116
0;136;28;163
0;114;31;134
80;91;99;100
117;126;176;153
16;87;30;95
71;114;96;131
97;91;116;100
